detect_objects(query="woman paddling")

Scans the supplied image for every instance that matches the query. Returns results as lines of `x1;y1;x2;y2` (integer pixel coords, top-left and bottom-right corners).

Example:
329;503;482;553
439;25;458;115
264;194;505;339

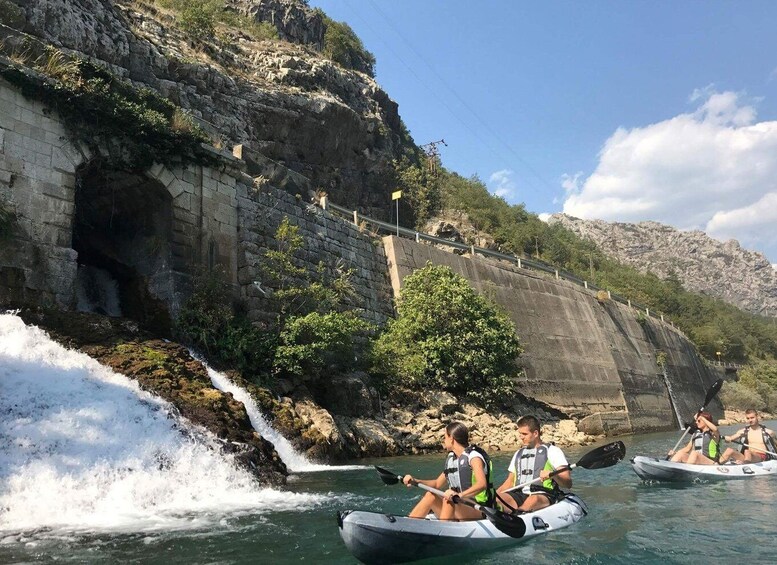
668;411;721;464
402;422;495;521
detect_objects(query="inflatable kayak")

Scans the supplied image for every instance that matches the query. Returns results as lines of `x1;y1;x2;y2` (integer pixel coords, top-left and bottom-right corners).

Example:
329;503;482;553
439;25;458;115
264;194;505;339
631;455;777;482
337;494;587;564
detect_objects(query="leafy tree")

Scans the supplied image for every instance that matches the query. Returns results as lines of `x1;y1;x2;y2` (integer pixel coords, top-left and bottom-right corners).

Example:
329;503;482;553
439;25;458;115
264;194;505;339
372;263;521;406
392;157;440;228
177;217;372;384
260;217;374;380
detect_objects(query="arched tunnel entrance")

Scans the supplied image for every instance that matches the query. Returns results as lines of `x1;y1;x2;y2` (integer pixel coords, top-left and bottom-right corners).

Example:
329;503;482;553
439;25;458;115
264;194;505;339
73;160;174;333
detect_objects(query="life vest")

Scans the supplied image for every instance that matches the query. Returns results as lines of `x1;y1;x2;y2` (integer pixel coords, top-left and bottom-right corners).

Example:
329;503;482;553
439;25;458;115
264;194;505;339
691;430;719;461
443;445;496;506
738;425;777;460
511;443;562;495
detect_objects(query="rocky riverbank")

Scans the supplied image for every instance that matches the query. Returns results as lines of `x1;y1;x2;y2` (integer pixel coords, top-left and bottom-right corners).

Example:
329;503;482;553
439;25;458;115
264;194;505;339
720;409;776;425
14;308;600;482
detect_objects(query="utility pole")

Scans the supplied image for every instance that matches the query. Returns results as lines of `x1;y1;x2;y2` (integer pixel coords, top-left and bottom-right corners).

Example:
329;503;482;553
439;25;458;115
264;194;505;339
419;139;447;176
589;252;594;281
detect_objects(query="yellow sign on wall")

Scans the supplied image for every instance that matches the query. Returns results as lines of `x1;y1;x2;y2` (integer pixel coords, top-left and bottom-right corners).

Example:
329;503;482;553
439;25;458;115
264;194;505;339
391;190;402;200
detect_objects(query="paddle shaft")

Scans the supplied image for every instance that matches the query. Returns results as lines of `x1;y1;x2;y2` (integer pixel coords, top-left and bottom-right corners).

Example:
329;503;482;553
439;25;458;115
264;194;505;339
736;441;777;459
504;463;576;494
666;379;723;459
407;479;489;512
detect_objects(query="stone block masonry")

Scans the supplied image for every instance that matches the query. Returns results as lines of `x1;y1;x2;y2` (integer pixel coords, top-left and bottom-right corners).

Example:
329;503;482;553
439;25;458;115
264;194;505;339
236;181;394;327
0;76;81;307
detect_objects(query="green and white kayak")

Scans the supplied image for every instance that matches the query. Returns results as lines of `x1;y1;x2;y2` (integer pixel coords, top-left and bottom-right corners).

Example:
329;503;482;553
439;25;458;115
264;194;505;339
337;494;587;564
631;455;777;482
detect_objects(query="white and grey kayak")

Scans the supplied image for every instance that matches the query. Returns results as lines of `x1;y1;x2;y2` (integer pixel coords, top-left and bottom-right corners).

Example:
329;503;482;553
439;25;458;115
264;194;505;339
631;455;777;482
337;494;588;564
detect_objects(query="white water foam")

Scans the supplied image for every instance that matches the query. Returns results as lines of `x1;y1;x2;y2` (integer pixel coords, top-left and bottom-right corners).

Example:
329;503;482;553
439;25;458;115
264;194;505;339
204;363;365;473
0;314;329;535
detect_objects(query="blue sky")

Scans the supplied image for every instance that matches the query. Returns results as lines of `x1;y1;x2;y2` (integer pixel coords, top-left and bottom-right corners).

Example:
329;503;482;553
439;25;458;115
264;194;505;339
309;0;777;264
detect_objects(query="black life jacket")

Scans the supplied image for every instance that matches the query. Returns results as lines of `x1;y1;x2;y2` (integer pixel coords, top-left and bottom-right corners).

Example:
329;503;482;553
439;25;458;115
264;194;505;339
738;425;777;460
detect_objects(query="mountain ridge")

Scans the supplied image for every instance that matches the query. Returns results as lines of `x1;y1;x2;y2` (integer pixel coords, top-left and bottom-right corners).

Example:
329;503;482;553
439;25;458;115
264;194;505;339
549;213;777;317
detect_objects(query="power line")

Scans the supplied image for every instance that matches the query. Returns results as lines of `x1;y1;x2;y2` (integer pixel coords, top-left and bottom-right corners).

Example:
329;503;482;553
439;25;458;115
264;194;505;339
340;0;540;191
364;0;557;195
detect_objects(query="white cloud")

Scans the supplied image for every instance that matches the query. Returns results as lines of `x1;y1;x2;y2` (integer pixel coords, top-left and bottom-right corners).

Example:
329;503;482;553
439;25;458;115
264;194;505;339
538;213;551;223
562;89;777;260
488;169;516;199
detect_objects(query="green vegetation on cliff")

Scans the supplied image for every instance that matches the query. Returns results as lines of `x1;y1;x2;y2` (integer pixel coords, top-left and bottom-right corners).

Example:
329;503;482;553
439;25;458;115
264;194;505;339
316;12;376;77
152;0;279;41
0;45;214;170
372;263;521;407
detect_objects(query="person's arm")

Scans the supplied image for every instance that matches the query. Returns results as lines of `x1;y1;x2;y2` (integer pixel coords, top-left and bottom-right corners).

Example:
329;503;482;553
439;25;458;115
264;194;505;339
544;467;572;489
699;416;719;438
547;446;572;489
723;428;744;443
496;472;515;493
403;471;445;489
669;439;693;456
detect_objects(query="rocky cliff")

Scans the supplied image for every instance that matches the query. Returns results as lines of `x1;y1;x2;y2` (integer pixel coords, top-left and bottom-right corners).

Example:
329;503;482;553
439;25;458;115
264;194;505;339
4;0;402;213
549;213;777;317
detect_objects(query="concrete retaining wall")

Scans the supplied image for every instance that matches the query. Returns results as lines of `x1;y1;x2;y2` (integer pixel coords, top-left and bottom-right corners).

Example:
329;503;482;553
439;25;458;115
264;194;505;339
384;236;721;434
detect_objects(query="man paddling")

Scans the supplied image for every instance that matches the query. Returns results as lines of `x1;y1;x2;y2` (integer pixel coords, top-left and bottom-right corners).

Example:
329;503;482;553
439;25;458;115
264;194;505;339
496;415;572;513
719;409;777;464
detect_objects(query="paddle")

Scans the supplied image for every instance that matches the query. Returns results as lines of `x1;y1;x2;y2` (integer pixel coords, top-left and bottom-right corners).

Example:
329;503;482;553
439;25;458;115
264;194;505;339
504;440;626;494
374;465;527;538
665;378;723;460
733;440;777;460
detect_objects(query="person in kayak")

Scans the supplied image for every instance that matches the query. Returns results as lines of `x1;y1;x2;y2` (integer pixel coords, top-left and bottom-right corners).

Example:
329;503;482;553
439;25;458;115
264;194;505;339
496;415;572;513
667;411;721;464
402;421;495;521
719;409;777;463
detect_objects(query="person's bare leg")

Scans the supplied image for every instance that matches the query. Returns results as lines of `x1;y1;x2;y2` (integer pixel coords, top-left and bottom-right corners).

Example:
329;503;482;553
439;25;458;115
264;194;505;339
450;504;485;521
408;492;441;518
516;494;551;513
438;498;457;521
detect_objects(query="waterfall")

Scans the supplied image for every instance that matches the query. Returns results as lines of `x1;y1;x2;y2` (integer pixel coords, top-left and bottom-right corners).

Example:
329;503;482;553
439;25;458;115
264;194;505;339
0;313;329;536
662;367;684;430
204;363;365;472
75;265;122;317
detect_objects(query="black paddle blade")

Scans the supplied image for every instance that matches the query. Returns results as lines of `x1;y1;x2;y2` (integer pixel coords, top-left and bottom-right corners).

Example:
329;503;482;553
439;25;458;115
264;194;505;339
481;507;527;538
703;378;724;407
577;441;626;470
374;465;401;485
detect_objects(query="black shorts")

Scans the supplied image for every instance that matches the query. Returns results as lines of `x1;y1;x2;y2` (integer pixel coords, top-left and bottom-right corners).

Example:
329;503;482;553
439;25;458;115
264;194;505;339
504;489;562;508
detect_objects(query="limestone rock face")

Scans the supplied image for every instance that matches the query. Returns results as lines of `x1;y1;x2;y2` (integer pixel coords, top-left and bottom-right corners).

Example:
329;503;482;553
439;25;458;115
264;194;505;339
550;213;777;316
226;0;325;48
10;0;402;214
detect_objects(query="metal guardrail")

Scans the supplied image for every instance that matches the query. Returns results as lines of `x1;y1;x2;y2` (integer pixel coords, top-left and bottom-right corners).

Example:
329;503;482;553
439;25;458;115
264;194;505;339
320;198;677;328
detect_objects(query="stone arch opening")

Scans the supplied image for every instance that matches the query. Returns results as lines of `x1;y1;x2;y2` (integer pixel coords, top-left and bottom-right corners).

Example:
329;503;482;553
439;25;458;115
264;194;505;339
73;160;174;333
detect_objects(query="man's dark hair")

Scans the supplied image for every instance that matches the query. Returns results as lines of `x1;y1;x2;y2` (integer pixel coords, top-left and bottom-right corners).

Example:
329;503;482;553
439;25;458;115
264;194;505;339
517;415;541;433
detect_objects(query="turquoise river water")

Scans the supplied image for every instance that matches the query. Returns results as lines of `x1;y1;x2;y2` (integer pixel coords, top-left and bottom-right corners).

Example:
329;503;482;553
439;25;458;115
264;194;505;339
2;423;776;565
